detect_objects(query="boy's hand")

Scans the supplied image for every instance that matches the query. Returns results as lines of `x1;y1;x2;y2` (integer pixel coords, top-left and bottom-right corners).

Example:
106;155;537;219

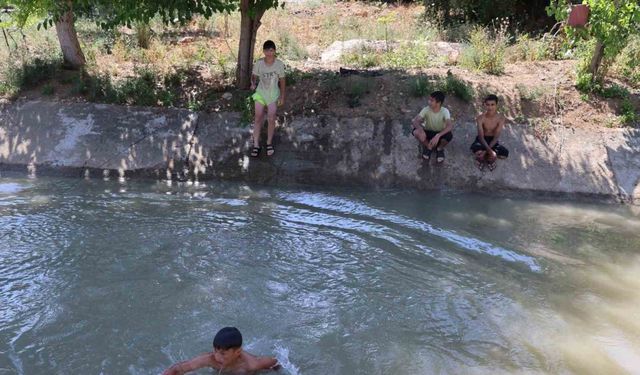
428;135;440;149
488;149;497;159
250;83;256;91
278;97;285;106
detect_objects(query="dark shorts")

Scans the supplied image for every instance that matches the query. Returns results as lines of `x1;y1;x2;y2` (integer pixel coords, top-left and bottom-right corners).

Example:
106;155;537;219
470;136;509;158
412;127;453;144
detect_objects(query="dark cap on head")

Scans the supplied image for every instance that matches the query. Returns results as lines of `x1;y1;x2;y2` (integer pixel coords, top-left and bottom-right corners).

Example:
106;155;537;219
263;40;276;50
213;327;243;350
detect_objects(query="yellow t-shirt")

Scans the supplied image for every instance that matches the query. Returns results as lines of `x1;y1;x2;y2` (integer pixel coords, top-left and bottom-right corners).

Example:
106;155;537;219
418;107;452;132
252;58;285;105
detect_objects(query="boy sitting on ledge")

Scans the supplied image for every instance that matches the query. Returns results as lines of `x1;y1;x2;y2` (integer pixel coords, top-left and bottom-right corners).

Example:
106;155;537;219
162;327;279;374
411;91;454;163
470;94;509;171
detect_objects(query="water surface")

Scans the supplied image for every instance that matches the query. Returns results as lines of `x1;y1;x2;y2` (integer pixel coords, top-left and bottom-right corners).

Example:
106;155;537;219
1;176;639;374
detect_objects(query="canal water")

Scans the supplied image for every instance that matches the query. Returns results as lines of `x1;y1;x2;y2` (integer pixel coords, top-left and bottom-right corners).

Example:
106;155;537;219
1;176;639;374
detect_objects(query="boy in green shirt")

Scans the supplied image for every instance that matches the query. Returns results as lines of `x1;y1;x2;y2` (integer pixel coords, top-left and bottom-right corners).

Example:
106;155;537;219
250;40;286;158
411;91;454;163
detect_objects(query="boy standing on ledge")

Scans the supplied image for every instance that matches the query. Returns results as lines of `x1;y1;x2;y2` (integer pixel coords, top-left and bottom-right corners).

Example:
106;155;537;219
411;91;454;163
470;94;509;171
162;327;279;374
250;40;286;158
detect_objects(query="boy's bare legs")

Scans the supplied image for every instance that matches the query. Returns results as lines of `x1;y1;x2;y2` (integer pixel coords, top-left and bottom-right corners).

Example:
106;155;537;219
474;150;486;170
253;102;266;148
266;102;277;156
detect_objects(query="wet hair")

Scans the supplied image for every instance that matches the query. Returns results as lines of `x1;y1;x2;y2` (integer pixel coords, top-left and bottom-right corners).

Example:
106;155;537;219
213;327;243;350
263;40;276;50
484;94;499;104
430;91;445;104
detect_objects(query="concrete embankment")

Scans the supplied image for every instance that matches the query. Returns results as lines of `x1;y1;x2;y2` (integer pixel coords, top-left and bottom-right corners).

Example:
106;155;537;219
1;100;638;203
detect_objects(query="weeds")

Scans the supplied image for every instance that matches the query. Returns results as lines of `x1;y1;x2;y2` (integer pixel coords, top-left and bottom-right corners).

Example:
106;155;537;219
407;71;473;102
460;26;507;75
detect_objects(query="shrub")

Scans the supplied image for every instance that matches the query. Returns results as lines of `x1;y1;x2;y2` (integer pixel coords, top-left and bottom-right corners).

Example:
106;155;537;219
614;34;640;88
460;26;507;75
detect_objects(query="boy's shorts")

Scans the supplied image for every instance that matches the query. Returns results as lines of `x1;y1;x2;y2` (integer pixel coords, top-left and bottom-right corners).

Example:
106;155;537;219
252;92;268;106
470;136;509;158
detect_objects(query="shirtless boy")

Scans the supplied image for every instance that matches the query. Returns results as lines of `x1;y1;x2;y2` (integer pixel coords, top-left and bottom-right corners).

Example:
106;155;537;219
470;95;509;171
162;327;279;374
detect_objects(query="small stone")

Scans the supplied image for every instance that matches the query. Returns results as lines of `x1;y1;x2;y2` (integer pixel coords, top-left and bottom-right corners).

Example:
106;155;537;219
222;92;233;100
382;96;388;102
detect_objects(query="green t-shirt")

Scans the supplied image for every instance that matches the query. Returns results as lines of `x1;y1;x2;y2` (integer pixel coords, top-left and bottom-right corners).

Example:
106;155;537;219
252;58;285;105
418;106;452;132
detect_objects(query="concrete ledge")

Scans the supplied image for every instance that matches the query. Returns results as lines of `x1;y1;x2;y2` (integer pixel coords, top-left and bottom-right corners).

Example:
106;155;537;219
1;100;638;204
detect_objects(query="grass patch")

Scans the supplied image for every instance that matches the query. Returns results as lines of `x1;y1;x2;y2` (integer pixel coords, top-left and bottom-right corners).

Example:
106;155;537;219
620;98;638;126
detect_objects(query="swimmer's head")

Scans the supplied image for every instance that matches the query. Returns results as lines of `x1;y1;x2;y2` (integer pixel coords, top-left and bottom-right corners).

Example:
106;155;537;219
484;94;498;113
213;327;243;366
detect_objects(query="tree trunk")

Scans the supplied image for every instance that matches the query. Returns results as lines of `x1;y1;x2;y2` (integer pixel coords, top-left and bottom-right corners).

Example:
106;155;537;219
589;40;605;81
236;0;265;89
55;4;85;69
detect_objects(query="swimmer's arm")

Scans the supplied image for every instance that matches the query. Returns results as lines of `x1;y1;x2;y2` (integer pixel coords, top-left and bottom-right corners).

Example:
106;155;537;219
278;77;286;105
256;356;280;371
488;116;506;148
476;116;491;150
161;353;215;375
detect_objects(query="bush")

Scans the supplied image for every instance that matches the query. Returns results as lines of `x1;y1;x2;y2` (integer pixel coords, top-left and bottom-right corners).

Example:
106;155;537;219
460;26;507;75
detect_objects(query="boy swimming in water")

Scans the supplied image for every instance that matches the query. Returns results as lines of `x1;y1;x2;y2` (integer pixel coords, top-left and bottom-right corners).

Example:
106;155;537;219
162;327;279;374
250;40;286;158
470;94;509;171
411;91;454;163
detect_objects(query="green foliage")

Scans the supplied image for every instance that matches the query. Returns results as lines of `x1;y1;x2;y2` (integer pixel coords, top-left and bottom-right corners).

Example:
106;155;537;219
620;98;638;125
510;34;552;62
460;26;507;75
41;82;54;95
341;76;370;108
443;71;473;102
407;72;473;102
410;76;433;97
614;34;640;87
230;91;253;125
341;47;382;68
548;0;640;84
424;0;552;28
